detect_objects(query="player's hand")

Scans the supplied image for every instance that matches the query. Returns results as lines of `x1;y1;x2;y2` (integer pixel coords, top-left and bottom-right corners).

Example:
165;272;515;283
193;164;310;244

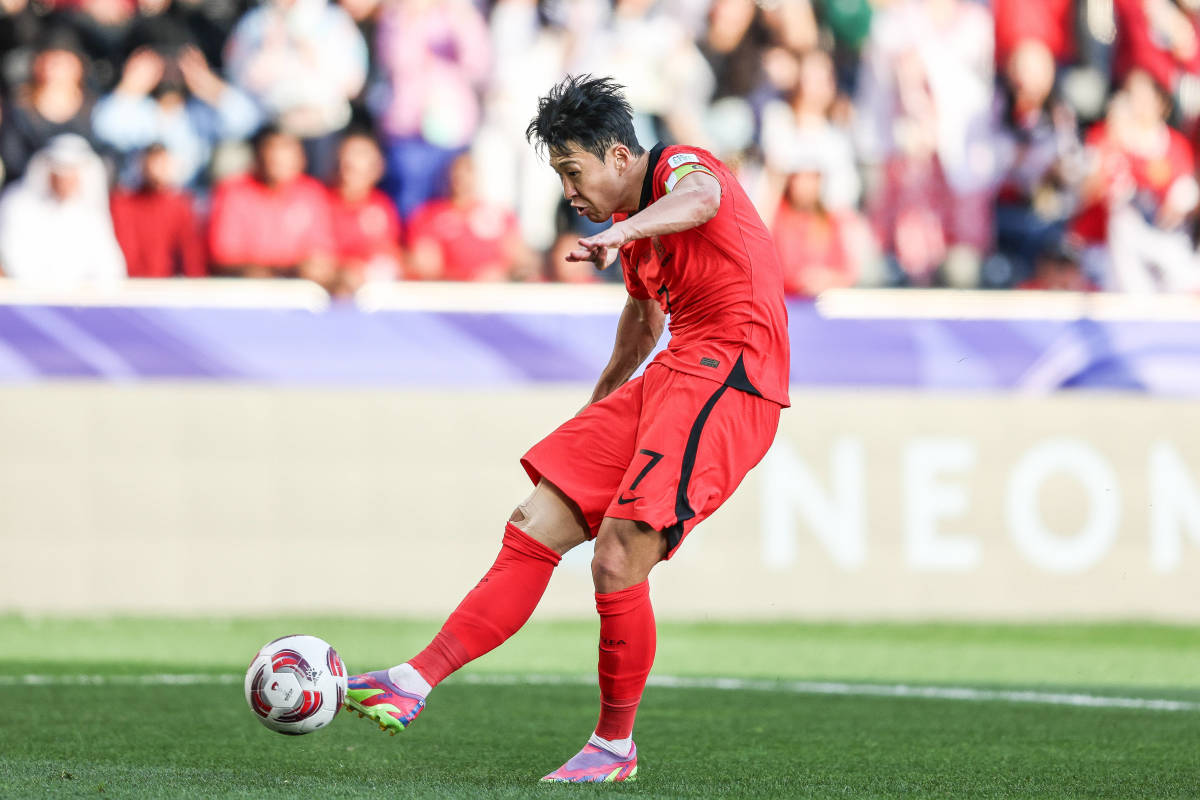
565;224;628;270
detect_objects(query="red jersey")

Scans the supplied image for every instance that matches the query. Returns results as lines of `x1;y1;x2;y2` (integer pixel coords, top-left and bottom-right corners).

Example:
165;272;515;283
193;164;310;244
615;144;790;407
110;188;206;278
208;174;335;269
992;0;1074;66
406;198;521;281
327;188;403;263
1070;120;1196;244
771;203;858;297
1113;0;1200;92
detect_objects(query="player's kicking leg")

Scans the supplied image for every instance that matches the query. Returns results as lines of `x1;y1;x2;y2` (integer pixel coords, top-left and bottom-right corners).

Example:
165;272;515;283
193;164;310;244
345;479;587;734
542;516;664;783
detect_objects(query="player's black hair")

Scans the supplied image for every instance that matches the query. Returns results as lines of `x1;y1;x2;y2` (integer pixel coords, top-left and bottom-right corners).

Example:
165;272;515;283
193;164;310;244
525;74;645;163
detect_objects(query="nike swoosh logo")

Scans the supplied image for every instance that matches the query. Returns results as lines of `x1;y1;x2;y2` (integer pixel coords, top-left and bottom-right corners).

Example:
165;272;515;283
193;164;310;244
616;494;641;505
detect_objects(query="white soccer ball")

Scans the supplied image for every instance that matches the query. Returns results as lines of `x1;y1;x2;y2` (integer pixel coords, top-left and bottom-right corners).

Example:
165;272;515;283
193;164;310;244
244;634;348;735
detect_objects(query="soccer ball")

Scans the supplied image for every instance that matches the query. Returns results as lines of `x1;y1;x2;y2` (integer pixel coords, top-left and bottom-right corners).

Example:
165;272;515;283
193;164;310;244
244;634;347;735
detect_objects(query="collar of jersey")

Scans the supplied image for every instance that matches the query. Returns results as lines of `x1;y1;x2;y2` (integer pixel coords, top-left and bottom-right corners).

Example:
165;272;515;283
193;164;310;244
637;142;666;212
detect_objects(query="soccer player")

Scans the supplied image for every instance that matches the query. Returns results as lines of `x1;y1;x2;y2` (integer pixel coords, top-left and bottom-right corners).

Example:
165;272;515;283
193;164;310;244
345;75;791;783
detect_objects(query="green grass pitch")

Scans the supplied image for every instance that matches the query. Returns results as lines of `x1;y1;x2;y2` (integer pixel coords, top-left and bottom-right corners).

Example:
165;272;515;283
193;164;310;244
2;617;1198;799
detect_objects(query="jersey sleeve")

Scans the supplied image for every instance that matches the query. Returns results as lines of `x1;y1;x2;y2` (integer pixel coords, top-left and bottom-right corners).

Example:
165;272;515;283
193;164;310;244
619;242;651;299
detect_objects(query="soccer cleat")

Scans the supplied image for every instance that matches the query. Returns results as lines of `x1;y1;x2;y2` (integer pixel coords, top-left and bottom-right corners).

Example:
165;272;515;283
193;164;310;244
540;742;638;783
343;669;425;734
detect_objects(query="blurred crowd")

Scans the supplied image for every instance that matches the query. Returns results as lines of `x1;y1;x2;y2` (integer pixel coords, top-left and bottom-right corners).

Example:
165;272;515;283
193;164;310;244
0;0;1199;296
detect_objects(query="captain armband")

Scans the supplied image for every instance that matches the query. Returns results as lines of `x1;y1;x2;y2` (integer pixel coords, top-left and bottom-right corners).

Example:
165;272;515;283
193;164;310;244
663;163;716;193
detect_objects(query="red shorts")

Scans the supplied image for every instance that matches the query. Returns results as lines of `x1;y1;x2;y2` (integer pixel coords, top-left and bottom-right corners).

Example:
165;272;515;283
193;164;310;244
521;363;782;558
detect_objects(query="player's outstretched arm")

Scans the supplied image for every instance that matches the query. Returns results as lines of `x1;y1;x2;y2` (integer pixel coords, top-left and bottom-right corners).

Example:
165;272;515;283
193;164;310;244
586;294;665;408
566;172;722;266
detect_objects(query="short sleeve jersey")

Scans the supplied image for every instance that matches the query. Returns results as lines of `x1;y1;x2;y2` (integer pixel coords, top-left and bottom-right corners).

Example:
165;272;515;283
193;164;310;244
614;143;791;407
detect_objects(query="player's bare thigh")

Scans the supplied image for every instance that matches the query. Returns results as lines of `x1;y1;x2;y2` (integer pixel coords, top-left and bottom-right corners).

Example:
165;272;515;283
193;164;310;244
508;478;590;556
592;516;668;593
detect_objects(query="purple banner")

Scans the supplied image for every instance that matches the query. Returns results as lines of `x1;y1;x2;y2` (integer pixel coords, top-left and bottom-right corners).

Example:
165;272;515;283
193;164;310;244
0;301;1198;394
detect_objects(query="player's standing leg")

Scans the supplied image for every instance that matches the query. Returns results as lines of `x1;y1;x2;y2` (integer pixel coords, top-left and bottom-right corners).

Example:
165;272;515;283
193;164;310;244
542;517;665;783
344;480;588;733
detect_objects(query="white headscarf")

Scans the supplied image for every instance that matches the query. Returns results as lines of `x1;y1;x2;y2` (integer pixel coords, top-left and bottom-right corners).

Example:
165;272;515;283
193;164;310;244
0;134;126;287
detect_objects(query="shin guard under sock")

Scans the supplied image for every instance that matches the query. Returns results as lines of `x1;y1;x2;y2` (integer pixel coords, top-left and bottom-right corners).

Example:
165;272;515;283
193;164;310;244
594;580;655;741
407;523;560;687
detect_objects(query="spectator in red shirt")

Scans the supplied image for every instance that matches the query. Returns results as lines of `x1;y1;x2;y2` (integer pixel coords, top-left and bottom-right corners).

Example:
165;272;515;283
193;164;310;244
1082;72;1197;227
324;131;403;298
406;152;536;282
770;161;870;297
1072;71;1199;290
208;126;335;282
110;143;205;278
992;0;1074;68
1113;0;1200;109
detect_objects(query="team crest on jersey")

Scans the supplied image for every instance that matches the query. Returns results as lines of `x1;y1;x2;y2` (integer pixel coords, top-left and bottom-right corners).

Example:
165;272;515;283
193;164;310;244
667;152;700;168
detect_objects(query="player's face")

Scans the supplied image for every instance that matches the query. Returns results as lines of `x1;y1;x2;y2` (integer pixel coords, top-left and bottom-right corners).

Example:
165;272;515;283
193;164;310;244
549;143;627;223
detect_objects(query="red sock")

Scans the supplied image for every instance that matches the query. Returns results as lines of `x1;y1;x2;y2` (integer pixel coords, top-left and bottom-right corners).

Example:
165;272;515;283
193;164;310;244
595;580;656;741
408;523;560;687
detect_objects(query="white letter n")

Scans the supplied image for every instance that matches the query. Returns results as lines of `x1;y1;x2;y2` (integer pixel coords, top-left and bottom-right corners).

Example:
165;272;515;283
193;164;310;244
1149;442;1200;573
761;437;866;570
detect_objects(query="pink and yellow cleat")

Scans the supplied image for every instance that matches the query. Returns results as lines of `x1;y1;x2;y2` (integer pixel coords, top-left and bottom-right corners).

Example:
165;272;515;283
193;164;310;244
344;669;425;735
541;742;638;783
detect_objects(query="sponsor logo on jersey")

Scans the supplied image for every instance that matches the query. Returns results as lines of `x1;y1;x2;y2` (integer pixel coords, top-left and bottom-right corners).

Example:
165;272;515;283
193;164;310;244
667;152;700;168
700;357;721;369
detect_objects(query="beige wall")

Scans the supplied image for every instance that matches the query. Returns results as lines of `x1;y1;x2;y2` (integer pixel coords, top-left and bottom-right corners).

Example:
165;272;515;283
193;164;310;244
2;384;1198;619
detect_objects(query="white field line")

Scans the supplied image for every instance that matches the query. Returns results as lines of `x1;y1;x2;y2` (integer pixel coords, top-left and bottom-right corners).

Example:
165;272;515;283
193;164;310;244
2;672;1197;713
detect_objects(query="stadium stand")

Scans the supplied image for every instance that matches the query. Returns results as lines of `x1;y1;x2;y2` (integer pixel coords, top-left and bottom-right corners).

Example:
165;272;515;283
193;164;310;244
0;0;1197;293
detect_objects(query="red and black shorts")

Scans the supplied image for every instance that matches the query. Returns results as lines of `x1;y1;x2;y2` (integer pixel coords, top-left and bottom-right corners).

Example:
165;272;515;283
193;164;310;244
521;363;781;558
